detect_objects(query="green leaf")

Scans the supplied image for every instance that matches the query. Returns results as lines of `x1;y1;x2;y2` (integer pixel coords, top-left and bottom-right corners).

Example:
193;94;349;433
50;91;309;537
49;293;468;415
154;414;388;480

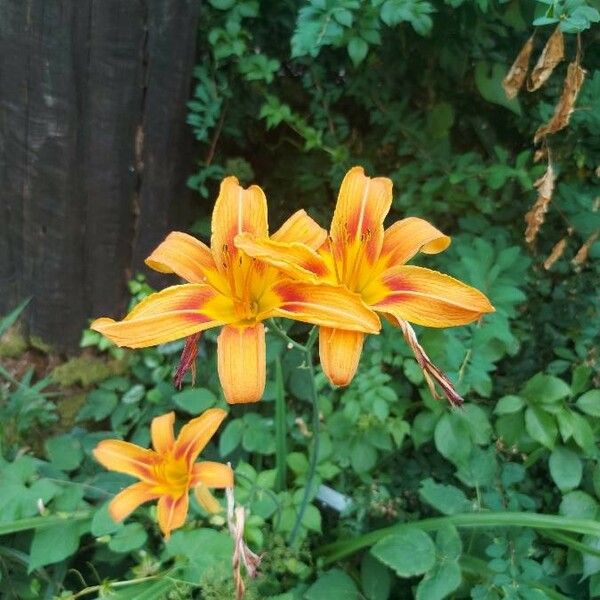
571;411;595;452
122;384;145;404
434;413;471;466
108;522;148;553
287;452;309;475
209;0;236;9
29;522;81;571
560;491;599;520
474;62;522;115
348;37;368;66
91;502;123;537
525;406;557;449
172;387;217;414
372;529;436;577
45;435;83;471
416;561;462;600
305;568;359;599
435;525;462;560
521;373;571;404
549;446;582;491
419;479;472;515
219;418;243;456
494;395;524;415
361;552;392;600
0;297;31;337
302;504;322;533
576;390;600;417
78;389;118;421
350;440;377;472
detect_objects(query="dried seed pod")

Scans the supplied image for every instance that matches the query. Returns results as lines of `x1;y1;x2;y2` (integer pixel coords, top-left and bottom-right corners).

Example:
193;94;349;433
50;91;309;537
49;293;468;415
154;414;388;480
504;35;535;99
525;164;555;244
572;231;599;266
543;237;568;270
534;60;587;143
528;27;564;92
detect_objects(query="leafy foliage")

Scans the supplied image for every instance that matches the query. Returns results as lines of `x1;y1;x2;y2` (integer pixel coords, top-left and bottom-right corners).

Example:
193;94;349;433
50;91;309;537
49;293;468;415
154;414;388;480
1;0;599;598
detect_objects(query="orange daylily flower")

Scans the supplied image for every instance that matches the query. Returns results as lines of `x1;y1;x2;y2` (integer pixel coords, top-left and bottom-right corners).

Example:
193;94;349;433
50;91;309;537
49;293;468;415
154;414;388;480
91;176;380;404
237;166;495;400
93;408;232;539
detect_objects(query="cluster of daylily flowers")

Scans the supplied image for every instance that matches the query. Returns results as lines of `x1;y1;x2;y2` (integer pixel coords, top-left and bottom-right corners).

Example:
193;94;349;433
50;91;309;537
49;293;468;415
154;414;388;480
91;167;494;538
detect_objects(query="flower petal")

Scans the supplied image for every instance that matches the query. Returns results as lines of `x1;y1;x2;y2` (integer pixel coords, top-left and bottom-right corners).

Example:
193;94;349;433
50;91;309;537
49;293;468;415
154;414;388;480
90;284;236;348
271;209;327;249
191;461;234;488
211;176;268;272
174;407;228;464
235;233;333;282
145;232;225;292
194;484;222;513
108;482;160;523
157;493;189;539
217;323;266;404
380;217;451;267
93;440;158;482
366;265;495;327
151;412;175;455
265;280;381;333
330;166;393;284
319;327;365;387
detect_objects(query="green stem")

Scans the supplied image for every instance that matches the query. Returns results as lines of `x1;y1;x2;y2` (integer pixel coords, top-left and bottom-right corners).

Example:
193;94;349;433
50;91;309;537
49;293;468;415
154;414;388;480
0;512;90;536
274;357;287;492
318;512;600;564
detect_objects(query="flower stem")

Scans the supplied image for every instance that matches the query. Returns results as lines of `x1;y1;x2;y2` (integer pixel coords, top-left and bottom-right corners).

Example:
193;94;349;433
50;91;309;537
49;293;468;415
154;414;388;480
288;335;320;548
274;357;287;492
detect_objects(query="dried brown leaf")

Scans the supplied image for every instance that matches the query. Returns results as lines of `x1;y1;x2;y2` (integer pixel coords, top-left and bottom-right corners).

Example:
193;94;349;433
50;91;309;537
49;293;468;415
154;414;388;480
534;147;548;163
504;36;534;100
543;237;568;269
528;27;564;92
534;61;587;143
572;231;599;266
525;163;555;244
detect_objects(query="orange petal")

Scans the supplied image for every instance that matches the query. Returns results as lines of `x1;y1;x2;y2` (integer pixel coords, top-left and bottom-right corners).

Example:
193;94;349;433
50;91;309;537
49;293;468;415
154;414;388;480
194;484;222;513
319;327;365;387
174;407;228;464
271;209;328;249
211;176;268;272
367;265;495;327
90;284;236;348
217;323;266;404
380;217;451;267
235;233;333;282
93;440;158;482
191;461;234;488
330;167;393;283
145;232;225;292
108;482;160;522
151;412;175;455
266;280;381;333
157;493;189;539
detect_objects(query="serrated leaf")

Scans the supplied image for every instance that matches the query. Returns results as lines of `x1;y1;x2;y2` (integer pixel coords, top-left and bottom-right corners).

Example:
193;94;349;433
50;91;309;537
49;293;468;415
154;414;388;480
576;390;600;417
419;479;472;515
549;446;582;491
109;522;148;553
372;529;436;577
305;568;359;599
361;552;392;600
525;406;557;449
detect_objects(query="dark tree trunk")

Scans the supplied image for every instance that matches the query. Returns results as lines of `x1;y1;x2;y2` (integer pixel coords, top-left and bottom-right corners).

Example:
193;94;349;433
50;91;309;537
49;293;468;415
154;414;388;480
0;0;199;351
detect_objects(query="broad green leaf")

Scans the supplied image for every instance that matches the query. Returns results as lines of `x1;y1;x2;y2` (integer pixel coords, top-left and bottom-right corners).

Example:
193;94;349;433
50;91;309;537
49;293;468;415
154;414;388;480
521;373;571;404
560;491;599;520
372;529;436;577
436;525;462;560
45;435;83;471
78;389;118;421
474;62;521;115
91;502;123;537
348;37;368;67
108;522;148;553
576;390;600;417
525;406;557;449
219;418;243;456
416;561;461;600
350;440;377;472
494;395;524;415
434;413;472;466
549;446;582;491
305;568;359;599
172;387;217;414
419;478;472;515
361;552;392;600
29;522;82;571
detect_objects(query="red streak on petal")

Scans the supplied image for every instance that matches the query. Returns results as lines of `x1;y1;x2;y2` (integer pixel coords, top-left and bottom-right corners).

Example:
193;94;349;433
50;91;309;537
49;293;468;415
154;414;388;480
275;282;307;303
